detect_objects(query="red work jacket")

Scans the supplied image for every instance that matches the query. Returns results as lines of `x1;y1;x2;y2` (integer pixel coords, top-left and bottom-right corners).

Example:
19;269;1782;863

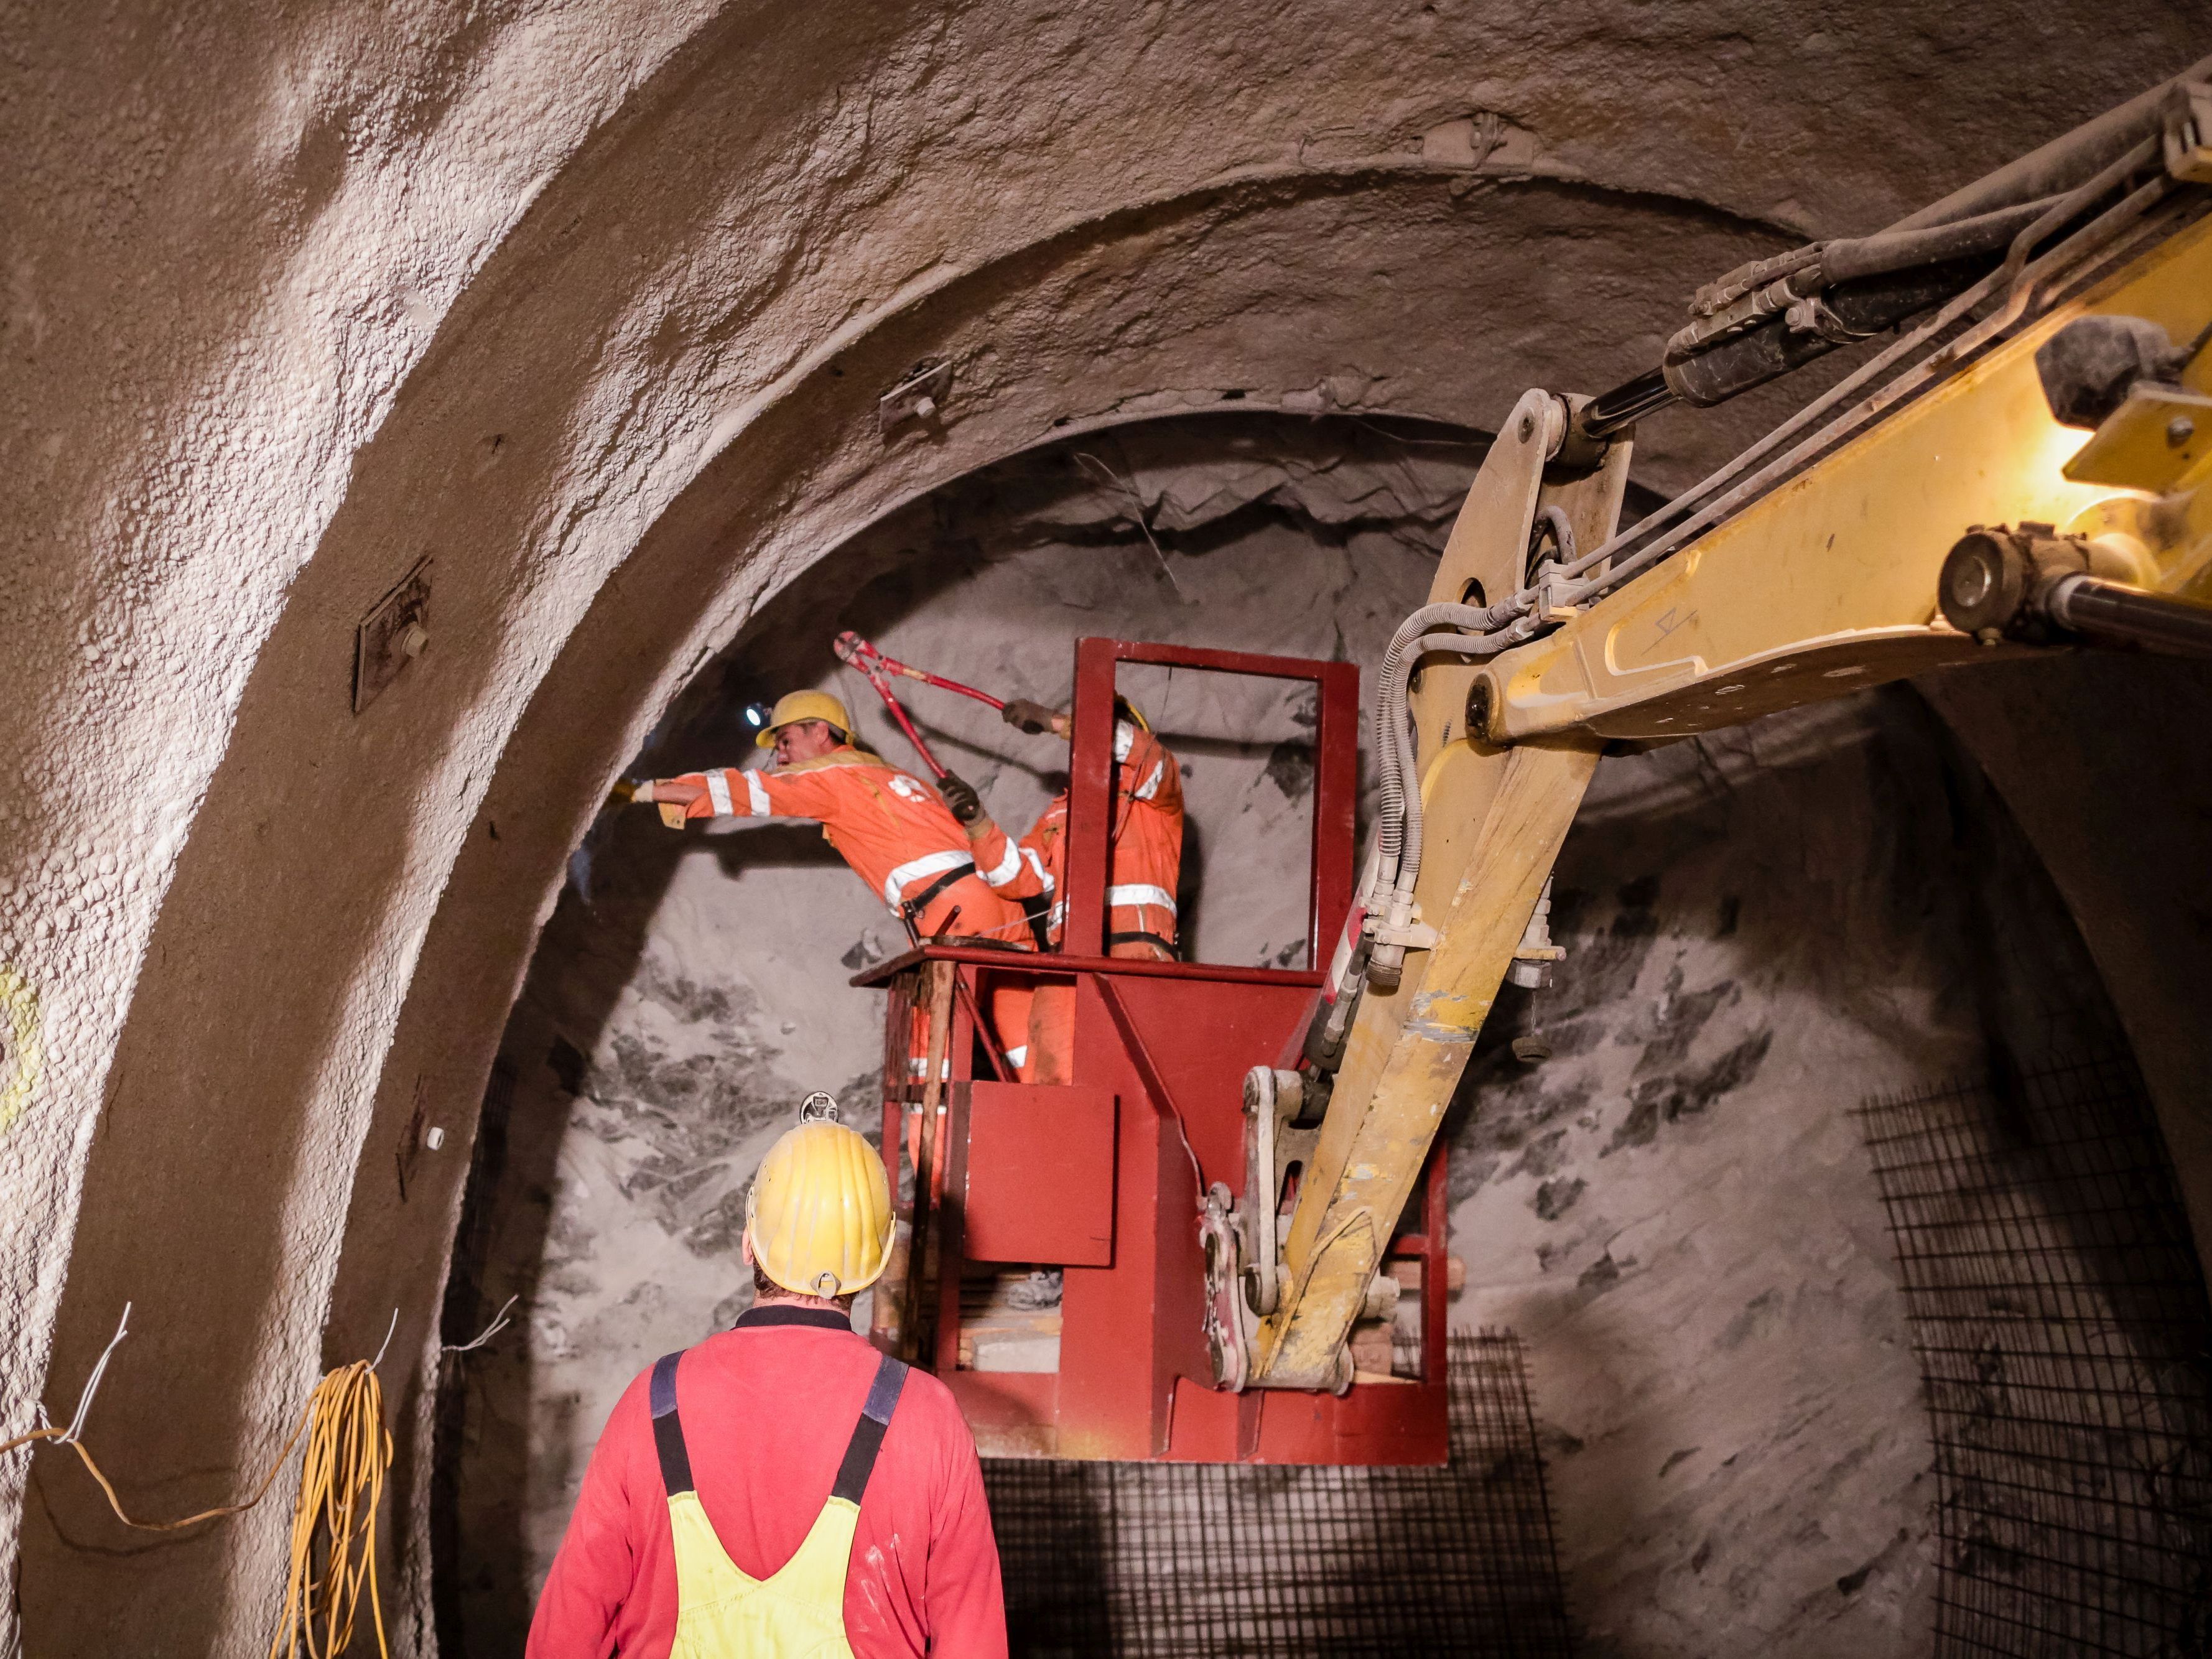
527;1307;1008;1659
972;721;1183;952
666;746;1029;942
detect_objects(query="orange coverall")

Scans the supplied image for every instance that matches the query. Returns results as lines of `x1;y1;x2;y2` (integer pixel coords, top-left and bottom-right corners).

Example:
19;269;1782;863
659;745;1034;1076
968;720;1184;1083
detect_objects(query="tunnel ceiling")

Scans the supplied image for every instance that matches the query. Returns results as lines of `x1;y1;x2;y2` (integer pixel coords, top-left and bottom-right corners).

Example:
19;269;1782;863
6;5;2212;1652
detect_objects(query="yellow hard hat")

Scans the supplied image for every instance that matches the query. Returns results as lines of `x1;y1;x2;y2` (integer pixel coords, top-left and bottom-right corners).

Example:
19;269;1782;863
745;1097;893;1297
755;689;853;748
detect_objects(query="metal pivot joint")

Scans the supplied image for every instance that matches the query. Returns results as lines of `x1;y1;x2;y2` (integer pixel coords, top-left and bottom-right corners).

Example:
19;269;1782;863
1939;525;2212;656
1204;1066;1358;1395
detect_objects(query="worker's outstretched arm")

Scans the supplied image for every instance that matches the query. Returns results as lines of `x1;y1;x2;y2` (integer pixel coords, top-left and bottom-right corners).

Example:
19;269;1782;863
1000;700;1177;811
526;1375;649;1659
638;764;865;823
1000;699;1070;740
966;812;1045;899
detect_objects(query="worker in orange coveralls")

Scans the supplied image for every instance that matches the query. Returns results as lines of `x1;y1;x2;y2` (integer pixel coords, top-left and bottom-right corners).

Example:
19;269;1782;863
939;694;1184;1085
629;690;1037;1074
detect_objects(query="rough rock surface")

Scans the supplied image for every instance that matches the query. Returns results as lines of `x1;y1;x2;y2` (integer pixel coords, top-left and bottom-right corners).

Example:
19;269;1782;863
445;434;2122;1656
444;424;1461;1642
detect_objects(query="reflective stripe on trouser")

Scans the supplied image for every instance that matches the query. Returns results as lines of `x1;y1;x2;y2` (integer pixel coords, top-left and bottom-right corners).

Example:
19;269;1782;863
1105;883;1176;914
904;974;1036;1087
649;1347;908;1658
1036;887;1177;954
899;886;1036;1094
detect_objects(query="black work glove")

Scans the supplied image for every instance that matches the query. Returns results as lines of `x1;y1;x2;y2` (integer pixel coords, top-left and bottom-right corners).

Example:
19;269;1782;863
939;771;983;824
1001;697;1061;735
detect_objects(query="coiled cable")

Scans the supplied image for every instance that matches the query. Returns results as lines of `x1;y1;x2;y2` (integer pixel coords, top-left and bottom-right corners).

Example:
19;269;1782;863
0;1312;394;1658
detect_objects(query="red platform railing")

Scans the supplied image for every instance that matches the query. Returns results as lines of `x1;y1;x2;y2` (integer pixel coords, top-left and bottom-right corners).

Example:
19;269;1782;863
1060;636;1359;967
855;639;1448;1465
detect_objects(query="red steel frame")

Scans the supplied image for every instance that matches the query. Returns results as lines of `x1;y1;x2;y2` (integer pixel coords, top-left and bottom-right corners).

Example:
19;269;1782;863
858;638;1449;1465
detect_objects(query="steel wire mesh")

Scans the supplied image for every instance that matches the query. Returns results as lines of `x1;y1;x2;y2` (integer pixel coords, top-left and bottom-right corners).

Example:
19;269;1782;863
983;1330;1573;1657
1859;1049;2212;1657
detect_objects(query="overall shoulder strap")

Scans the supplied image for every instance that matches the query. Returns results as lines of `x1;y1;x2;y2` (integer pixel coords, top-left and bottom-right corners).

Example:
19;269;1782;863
830;1354;909;1505
649;1350;695;1497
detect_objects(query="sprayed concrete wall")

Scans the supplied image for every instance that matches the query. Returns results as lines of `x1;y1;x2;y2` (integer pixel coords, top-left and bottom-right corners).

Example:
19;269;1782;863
4;4;2211;1653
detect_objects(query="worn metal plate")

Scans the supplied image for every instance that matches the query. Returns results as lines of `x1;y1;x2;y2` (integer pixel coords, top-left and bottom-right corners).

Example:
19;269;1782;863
353;559;431;713
961;1081;1117;1265
2064;381;2212;493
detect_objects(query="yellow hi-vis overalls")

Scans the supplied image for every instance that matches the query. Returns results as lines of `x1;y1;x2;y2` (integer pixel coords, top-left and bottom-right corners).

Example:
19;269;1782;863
648;1346;911;1658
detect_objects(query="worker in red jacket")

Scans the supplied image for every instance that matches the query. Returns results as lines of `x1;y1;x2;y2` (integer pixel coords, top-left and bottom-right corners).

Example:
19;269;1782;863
527;1099;1008;1658
631;689;1036;1072
942;695;1184;1084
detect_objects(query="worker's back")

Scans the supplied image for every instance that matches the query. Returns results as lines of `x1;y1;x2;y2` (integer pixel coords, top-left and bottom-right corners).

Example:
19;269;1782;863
1006;718;1184;954
527;1308;1007;1659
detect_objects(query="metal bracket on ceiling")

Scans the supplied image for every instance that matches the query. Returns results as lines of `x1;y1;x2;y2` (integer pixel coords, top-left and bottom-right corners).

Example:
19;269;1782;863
880;358;954;437
353;558;432;715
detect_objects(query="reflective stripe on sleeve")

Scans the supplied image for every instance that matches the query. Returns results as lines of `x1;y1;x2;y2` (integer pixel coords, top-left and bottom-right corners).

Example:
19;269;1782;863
705;771;734;816
882;848;977;912
1132;760;1163;801
1003;1045;1029;1068
1107;883;1178;914
1021;847;1054;893
745;770;771;815
980;837;1022;888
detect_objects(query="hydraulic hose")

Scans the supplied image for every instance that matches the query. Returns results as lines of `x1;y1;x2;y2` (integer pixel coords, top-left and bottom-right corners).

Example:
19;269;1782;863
1561;140;2167;613
1890;49;2212;233
1361;603;1520;986
1817;194;2063;285
1368;517;1583;970
1369;601;1515;895
1533;504;1577;566
1578;50;2212;441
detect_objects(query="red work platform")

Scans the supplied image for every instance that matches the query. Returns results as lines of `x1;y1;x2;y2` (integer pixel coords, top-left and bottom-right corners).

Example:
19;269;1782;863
855;639;1450;1466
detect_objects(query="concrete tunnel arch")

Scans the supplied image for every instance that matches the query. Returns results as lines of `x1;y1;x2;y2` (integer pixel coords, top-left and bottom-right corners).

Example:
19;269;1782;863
16;77;1815;1659
8;6;2212;1653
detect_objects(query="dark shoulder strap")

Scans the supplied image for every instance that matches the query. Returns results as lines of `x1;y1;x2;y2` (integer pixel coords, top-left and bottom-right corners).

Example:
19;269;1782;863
649;1350;695;1497
830;1354;910;1505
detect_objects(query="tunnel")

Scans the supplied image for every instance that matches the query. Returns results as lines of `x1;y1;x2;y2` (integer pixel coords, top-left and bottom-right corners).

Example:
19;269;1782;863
4;6;2211;1655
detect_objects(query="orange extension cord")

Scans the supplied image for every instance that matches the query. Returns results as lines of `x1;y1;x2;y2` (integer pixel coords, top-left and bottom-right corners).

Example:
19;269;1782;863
1;1340;393;1657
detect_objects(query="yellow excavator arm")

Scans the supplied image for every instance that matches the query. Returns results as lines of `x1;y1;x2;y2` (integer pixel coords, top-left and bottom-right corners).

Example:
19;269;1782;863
1214;65;2212;1393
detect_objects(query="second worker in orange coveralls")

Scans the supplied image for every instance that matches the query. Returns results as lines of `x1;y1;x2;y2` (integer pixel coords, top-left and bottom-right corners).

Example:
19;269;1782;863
630;690;1036;1069
939;694;1184;1085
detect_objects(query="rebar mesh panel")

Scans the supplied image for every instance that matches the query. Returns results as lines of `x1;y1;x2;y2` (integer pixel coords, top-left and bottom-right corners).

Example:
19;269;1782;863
1859;1050;2212;1658
983;1331;1573;1657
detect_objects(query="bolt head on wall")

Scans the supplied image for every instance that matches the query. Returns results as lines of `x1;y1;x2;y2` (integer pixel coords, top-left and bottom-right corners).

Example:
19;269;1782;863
354;560;433;713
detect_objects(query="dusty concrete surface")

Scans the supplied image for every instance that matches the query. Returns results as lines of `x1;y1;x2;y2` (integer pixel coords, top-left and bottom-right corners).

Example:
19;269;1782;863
2;2;2210;1653
1452;687;2126;1658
